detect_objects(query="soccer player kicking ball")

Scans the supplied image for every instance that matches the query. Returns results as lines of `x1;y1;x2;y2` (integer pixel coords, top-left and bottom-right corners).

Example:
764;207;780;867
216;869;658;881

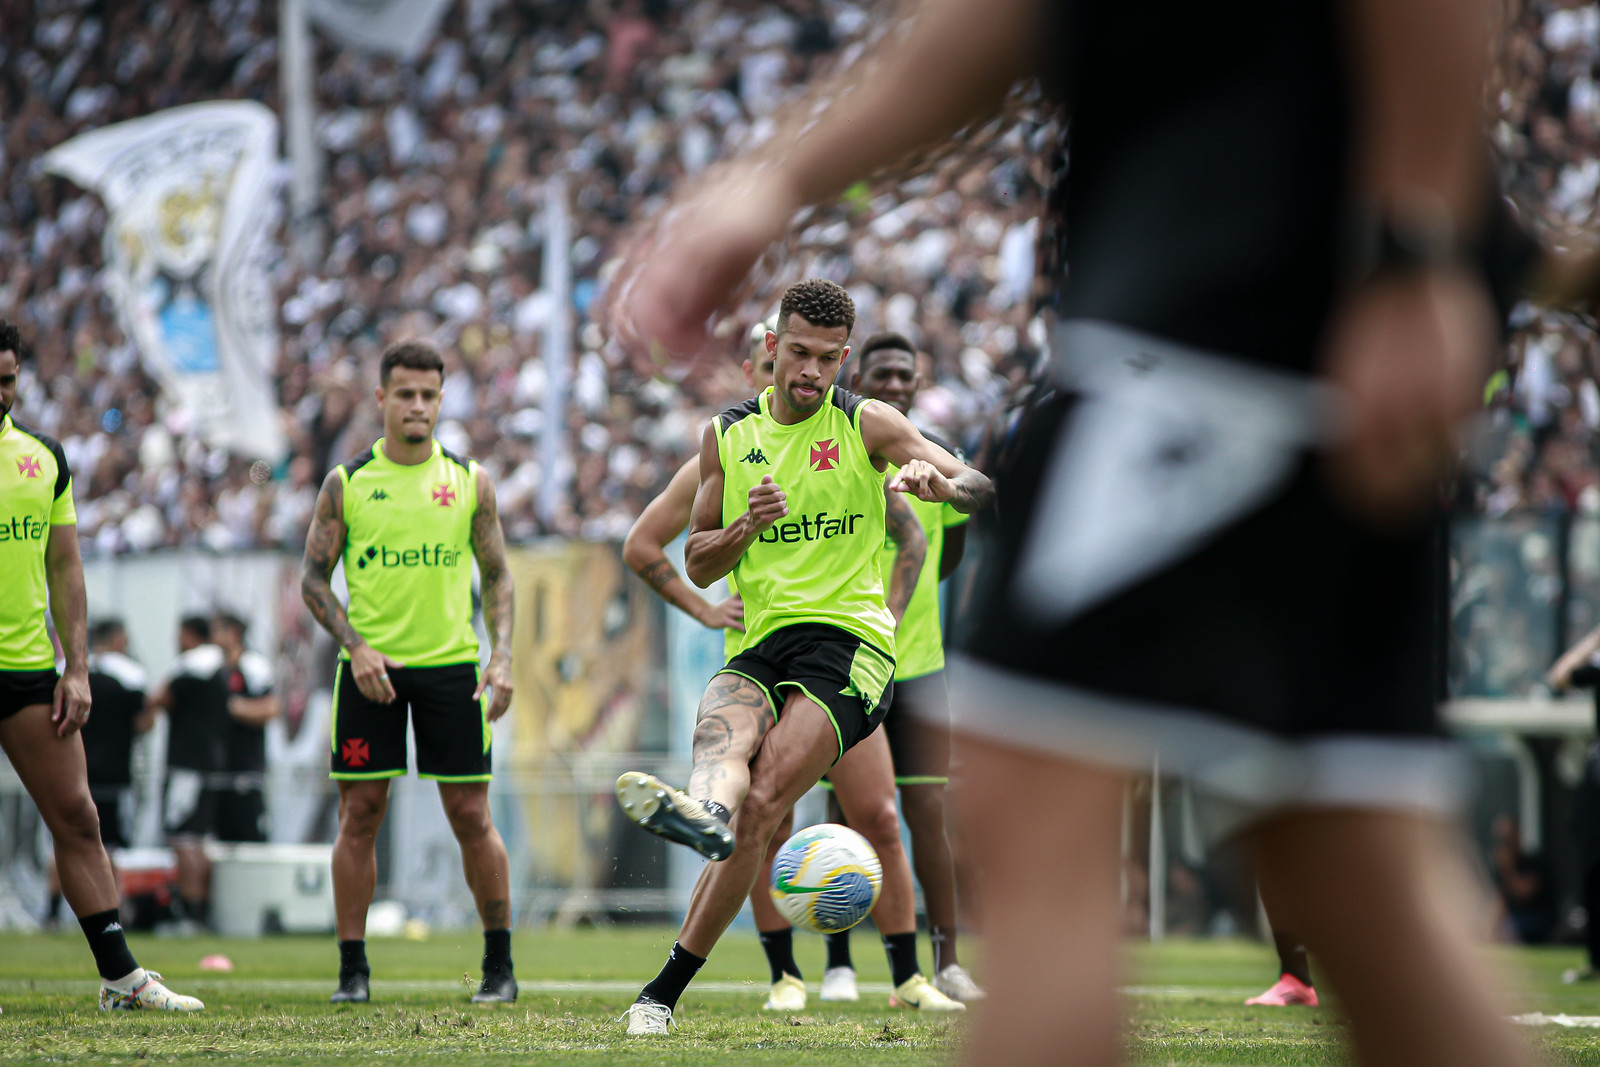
615;280;993;1034
622;319;950;1014
0;320;202;1012
302;340;518;1005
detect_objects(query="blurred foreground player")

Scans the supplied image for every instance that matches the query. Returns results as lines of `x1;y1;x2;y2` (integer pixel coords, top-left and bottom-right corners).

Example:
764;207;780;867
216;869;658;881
615;281;992;1033
302;340;517;1004
603;1;1537;1064
0;320;201;1011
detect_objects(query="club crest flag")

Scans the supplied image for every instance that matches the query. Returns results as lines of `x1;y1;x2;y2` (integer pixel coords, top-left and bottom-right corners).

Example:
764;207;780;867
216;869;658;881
43;101;287;463
307;0;453;58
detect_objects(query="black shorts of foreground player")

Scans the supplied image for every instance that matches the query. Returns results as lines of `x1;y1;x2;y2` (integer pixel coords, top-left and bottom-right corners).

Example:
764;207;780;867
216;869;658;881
301;339;518;1006
615;280;993;1034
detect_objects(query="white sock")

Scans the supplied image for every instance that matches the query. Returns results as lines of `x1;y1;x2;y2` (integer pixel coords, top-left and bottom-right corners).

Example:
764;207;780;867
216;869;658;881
104;967;147;993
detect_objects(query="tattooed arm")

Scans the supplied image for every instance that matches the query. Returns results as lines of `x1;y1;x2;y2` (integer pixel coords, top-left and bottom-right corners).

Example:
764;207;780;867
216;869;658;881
883;479;926;627
301;469;398;704
469;468;516;722
862;402;995;514
623;457;744;631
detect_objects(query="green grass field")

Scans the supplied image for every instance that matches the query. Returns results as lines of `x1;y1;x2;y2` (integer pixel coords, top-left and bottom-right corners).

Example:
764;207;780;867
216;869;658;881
5;928;1600;1064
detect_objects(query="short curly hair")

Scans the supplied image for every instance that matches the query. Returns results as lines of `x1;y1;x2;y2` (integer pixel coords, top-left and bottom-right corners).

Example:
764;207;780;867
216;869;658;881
777;279;855;337
856;331;917;373
0;319;23;361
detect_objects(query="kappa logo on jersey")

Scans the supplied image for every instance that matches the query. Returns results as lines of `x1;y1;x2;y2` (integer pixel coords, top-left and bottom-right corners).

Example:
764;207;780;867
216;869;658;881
355;543;465;569
809;439;839;471
341;738;371;767
16;455;41;479
741;448;770;464
432;483;456;507
368;489;390;502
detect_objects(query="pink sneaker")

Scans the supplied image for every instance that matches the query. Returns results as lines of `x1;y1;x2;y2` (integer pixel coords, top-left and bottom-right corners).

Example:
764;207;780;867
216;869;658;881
1245;973;1318;1007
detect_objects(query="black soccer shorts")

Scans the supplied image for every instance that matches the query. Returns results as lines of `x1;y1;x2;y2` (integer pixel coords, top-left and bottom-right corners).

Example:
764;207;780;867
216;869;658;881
719;623;895;761
330;662;491;782
0;669;58;721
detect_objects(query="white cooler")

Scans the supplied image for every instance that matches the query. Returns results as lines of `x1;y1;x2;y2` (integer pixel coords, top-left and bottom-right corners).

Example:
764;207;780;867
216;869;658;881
206;843;336;938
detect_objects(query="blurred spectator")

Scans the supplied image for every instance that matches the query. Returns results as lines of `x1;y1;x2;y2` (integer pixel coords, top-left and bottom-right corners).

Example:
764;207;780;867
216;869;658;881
1491;813;1557;944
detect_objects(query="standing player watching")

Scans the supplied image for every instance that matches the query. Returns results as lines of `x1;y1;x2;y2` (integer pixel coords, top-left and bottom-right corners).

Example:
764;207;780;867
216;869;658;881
45;618;151;926
213;612;280;843
614;280;993;1034
603;0;1541;1063
818;332;984;1005
0;319;202;1011
301;339;517;1005
622;319;948;1014
148;614;229;930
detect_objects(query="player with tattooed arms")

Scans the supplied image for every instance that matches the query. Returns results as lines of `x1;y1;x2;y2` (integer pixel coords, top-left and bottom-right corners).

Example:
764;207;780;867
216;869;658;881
301;340;518;1005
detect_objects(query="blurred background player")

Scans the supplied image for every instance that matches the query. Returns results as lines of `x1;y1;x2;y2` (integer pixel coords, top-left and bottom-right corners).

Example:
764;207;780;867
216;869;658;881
212;611;281;843
819;332;984;1005
147;614;228;931
301;339;517;1004
621;316;940;1013
602;0;1539;1063
615;281;992;1034
0;319;201;1011
44;618;151;927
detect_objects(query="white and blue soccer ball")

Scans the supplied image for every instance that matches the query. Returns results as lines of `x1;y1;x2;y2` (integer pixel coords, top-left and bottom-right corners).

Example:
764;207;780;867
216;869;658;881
769;823;882;934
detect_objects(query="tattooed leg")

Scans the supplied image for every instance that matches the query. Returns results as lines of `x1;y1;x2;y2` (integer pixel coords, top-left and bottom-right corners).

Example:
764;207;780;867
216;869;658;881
687;673;774;813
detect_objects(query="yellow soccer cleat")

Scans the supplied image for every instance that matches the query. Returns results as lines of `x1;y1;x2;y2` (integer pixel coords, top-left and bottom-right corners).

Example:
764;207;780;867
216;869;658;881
888;973;966;1012
762;973;807;1012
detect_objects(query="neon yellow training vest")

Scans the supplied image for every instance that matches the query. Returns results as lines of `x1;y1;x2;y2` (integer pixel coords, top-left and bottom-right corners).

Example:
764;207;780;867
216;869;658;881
714;387;895;657
0;415;76;671
337;439;480;666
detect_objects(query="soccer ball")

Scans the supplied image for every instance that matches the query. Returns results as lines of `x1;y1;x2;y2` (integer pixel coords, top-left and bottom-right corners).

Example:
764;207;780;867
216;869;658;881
769;823;882;934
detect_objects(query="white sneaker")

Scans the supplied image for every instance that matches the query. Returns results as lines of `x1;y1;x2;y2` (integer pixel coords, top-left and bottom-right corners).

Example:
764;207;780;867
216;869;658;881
933;963;986;1002
889;973;966;1012
623;1000;673;1035
820;966;859;1002
99;970;205;1012
762;973;807;1011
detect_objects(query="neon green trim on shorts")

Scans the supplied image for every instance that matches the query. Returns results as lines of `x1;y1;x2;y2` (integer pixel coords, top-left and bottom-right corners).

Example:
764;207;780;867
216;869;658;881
330;662;343;754
419;772;493;783
895;775;949;786
714;668;777;718
330;769;405;781
778;681;844;762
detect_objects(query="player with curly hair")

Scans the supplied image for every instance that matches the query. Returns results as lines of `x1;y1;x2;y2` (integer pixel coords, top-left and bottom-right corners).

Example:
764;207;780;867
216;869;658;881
614;279;992;1034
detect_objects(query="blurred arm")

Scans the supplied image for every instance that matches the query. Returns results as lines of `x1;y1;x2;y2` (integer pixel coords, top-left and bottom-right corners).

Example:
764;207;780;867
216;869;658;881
884;481;927;627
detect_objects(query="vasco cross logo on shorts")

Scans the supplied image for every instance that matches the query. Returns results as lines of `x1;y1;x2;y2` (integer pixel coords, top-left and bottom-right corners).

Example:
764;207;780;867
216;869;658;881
809;439;839;472
16;455;41;479
341;738;371;767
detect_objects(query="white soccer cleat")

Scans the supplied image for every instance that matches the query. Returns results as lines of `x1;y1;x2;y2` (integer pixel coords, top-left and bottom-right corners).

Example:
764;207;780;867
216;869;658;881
889;973;966;1012
820;966;859;1002
623;999;673;1035
99;970;205;1012
762;973;807;1011
933;963;986;1002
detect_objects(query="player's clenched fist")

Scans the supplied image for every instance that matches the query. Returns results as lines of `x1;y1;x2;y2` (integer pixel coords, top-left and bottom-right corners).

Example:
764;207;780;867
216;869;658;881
889;459;954;504
747;475;788;532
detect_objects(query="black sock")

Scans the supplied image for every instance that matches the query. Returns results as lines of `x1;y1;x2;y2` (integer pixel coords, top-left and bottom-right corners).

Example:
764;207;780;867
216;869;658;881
339;939;370;979
78;909;138;982
882;931;921;988
703;800;733;825
825;930;853;970
1273;931;1313;987
483;928;513;975
46;891;62;924
930;926;957;973
639;941;707;1011
177;895;210;926
758;928;801;984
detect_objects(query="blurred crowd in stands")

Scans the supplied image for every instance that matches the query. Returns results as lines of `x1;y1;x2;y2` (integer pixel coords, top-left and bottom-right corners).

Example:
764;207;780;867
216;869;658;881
0;0;1596;555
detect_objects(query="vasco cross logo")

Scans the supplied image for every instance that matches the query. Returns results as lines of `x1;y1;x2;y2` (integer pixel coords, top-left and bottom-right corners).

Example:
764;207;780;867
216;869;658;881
432;483;456;507
16;455;41;479
341;738;371;767
741;448;770;465
368;489;390;502
809;439;839;471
